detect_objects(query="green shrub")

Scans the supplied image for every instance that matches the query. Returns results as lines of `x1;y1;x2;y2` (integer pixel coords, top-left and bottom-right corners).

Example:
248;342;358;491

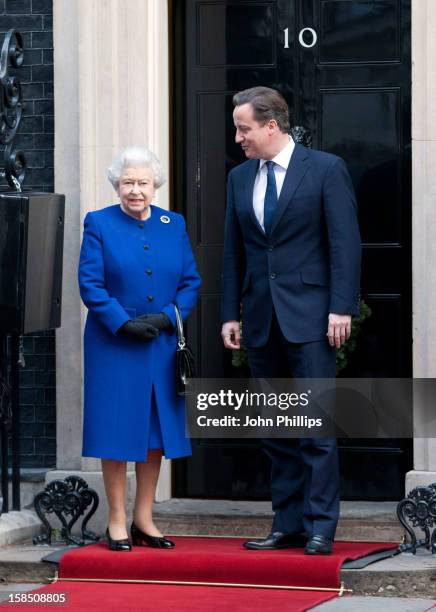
232;299;372;373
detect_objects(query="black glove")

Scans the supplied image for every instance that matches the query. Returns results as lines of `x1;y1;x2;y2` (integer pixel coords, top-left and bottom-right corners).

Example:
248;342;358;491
118;317;159;341
139;313;172;331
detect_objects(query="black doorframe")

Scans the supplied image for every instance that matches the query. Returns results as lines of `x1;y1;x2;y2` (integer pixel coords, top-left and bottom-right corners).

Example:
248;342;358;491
170;0;413;501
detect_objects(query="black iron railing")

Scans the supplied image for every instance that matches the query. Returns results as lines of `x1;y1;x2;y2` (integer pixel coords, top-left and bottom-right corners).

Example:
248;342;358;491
0;30;26;516
0;334;25;514
0;335;11;514
397;484;436;554
0;29;26;190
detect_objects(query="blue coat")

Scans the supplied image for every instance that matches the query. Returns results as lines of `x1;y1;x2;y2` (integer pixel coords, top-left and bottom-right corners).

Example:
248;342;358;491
221;143;361;346
78;204;201;461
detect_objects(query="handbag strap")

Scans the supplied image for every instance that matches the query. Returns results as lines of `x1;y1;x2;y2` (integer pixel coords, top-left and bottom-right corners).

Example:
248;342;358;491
174;304;186;349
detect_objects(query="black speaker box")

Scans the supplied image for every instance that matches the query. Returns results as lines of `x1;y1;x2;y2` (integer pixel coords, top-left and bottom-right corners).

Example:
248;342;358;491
0;192;65;334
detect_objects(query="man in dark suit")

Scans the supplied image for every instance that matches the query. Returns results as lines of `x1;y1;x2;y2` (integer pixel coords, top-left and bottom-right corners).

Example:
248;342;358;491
221;87;361;555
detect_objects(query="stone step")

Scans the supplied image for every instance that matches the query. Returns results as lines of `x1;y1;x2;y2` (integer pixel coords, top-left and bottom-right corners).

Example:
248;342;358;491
153;500;404;542
0;543;433;599
2;500;432;599
342;548;435;598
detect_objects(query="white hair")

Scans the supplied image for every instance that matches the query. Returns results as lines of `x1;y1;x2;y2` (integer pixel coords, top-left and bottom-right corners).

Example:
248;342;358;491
107;147;166;189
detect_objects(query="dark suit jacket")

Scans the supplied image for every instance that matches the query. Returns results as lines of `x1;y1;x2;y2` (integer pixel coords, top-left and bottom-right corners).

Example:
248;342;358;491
221;143;361;347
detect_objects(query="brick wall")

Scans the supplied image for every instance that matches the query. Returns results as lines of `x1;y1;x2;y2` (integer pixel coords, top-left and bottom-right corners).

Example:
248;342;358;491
1;0;55;468
20;332;56;467
0;0;54;192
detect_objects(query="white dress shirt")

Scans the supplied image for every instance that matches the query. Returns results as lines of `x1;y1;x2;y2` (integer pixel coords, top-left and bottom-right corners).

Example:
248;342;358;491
253;136;295;231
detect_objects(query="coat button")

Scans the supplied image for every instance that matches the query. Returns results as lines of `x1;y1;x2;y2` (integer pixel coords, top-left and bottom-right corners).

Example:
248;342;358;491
270;273;276;279
138;223;144;229
147;295;154;301
267;246;274;252
143;244;150;250
145;269;152;276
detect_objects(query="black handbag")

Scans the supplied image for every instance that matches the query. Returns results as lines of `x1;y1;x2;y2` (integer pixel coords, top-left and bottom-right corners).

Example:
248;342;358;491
174;304;195;396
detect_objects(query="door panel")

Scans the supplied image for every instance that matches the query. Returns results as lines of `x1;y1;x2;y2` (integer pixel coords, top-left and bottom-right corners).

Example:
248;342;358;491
173;0;412;500
321;89;401;244
197;2;276;67
319;0;400;64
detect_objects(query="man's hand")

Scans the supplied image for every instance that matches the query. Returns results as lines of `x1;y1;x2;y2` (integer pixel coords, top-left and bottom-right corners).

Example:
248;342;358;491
221;320;241;349
327;313;352;348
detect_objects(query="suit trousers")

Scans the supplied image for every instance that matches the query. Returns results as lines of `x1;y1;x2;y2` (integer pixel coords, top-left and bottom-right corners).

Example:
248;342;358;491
246;313;339;539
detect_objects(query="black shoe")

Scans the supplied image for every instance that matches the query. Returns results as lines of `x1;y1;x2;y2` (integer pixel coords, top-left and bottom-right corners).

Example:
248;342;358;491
105;527;132;552
305;534;333;555
244;532;307;550
130;521;175;549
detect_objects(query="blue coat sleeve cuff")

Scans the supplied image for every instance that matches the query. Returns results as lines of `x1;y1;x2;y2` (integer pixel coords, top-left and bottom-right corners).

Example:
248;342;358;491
161;304;177;327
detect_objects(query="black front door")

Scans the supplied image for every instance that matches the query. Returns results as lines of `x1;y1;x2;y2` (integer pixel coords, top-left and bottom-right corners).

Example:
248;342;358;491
172;0;412;500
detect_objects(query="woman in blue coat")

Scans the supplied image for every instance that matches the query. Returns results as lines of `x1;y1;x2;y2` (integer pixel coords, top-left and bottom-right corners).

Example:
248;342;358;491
78;147;200;551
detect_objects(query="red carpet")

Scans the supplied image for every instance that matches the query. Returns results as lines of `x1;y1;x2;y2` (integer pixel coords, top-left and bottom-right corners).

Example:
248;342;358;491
1;537;398;611
58;537;395;587
1;583;338;611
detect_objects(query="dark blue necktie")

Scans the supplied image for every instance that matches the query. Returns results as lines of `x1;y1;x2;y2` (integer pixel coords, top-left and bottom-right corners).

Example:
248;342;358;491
263;161;277;235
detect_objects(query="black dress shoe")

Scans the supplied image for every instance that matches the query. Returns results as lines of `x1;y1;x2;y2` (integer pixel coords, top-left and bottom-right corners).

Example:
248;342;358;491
105;527;132;551
130;521;175;549
244;532;307;550
305;534;333;555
